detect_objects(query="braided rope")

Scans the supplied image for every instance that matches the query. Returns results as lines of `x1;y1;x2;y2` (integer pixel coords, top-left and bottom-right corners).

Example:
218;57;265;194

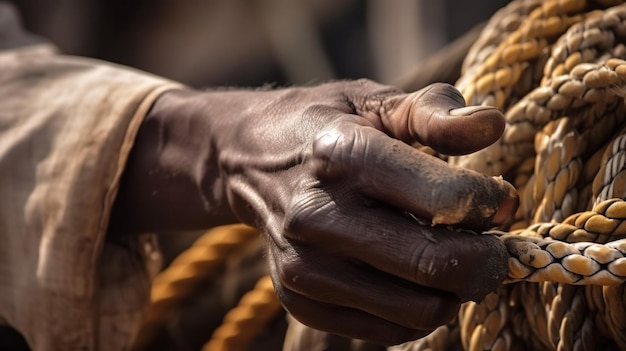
452;59;626;176
461;0;544;76
594;126;626;202
502;232;626;285
201;275;282;351
424;1;626;350
132;224;262;350
457;0;588;109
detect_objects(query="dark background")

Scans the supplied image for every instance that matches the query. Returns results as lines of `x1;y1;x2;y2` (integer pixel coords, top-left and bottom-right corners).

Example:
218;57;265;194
8;0;509;88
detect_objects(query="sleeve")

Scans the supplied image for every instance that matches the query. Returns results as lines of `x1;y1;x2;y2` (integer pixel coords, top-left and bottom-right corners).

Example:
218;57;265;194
0;43;184;351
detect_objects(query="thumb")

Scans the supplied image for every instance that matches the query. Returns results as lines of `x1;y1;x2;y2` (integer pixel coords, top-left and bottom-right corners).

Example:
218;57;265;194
384;83;505;156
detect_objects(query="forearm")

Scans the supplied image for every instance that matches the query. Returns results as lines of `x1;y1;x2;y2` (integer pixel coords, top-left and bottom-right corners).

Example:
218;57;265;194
109;88;238;234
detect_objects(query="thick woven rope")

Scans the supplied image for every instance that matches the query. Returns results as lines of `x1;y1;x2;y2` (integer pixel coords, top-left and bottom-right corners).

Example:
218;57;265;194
394;0;626;350
131;225;275;351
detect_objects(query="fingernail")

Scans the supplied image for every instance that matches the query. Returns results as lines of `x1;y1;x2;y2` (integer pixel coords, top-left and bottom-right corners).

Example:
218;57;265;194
449;106;498;116
491;179;519;227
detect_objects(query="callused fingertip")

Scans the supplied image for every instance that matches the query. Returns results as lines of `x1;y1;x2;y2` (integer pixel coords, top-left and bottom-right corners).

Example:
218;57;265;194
490;178;519;228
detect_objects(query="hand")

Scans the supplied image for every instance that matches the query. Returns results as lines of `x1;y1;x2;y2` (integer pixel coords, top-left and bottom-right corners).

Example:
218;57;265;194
112;80;518;345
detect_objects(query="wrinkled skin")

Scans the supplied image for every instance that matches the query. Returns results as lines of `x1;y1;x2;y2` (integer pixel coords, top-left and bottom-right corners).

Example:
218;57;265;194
111;80;518;346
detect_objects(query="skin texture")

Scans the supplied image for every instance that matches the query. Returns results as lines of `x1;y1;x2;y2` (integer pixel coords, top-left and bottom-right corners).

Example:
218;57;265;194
110;80;519;346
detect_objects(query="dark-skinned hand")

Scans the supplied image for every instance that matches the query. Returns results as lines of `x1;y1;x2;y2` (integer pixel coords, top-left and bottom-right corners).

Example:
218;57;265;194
111;79;519;346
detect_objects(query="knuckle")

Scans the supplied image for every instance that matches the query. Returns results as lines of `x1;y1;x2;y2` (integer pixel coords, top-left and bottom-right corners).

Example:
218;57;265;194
283;191;328;238
273;254;308;293
311;129;343;168
271;280;300;312
311;124;367;179
284;187;349;245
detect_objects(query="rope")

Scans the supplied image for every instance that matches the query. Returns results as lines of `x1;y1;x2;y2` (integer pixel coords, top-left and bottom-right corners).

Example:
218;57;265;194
131;224;263;350
201;275;282;351
456;0;589;109
416;1;626;350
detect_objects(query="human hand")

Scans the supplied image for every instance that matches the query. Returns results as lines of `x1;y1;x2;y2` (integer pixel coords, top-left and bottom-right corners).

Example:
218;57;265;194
205;80;518;345
115;80;518;345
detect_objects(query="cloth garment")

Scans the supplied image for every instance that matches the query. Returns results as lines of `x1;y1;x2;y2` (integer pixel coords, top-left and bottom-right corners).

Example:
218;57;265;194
0;41;182;350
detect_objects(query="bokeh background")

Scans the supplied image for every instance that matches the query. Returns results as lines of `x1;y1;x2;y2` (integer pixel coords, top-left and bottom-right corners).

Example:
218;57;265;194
9;0;508;89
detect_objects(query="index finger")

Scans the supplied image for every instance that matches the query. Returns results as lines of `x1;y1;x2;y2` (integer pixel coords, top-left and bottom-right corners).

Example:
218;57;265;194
284;182;510;301
312;123;518;230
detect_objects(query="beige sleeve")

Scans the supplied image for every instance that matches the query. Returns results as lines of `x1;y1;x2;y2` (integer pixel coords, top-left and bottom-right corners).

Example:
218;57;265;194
0;44;183;350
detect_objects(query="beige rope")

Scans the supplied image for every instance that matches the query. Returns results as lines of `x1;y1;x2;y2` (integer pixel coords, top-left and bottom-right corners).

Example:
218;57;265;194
424;1;626;350
132;224;262;350
201;275;282;351
452;59;626;176
456;0;588;109
502;232;626;285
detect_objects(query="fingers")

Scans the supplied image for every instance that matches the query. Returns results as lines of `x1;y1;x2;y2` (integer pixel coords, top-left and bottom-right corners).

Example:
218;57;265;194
269;243;460;330
312;123;518;229
284;186;509;301
268;247;444;345
274;287;430;346
351;81;505;156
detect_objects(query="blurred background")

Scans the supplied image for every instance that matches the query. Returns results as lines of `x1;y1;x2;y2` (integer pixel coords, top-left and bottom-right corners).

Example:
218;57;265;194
8;0;509;89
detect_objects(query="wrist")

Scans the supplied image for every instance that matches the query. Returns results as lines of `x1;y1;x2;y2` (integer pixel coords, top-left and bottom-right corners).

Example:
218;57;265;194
110;88;237;233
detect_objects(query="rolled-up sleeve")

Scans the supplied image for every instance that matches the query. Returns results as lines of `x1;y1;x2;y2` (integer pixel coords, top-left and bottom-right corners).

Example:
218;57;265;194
0;43;183;350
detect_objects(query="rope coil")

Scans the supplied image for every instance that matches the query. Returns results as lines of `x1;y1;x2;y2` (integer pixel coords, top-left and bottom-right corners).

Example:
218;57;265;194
419;1;626;350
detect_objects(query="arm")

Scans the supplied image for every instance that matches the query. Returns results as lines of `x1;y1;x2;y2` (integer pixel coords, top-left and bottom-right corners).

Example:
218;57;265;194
111;80;518;345
109;88;239;232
